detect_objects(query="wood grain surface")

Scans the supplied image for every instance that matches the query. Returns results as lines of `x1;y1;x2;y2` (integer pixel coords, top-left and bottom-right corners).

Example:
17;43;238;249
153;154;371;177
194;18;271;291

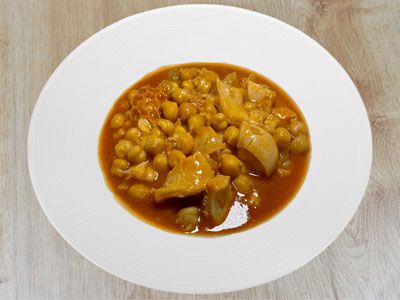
1;0;400;299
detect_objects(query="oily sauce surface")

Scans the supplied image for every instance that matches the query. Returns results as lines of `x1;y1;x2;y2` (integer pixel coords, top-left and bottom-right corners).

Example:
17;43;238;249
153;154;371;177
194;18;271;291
99;63;310;235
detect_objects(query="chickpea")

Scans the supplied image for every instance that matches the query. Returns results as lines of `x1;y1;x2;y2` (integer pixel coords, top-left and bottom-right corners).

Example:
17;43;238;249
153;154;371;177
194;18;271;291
234;174;253;194
144;135;165;156
277;159;293;177
113;128;125;139
143;165;158;182
290;134;310;153
125;127;141;142
243;102;256;111
188;114;205;133
161;80;179;96
177;132;194;154
263;117;279;134
153;153;169;172
167;69;181;82
172;88;191;104
261;110;271;120
157;119;175;136
127;145;147;164
172;125;185;137
150;126;164;138
127;162;146;179
164;139;175;152
114;140;133;158
179;103;197;121
162;100;179;122
205;103;217;114
176;206;200;231
169;81;180;93
112;158;129;170
213;112;225;122
182;80;194;89
289;120;307;136
110;167;124;177
121;99;131;110
272;107;297;125
136;136;147;149
221;154;242;177
249;110;264;125
110;158;130;176
272;127;291;148
128;183;151;199
224;126;239;147
194;77;212;93
168;150;186;169
123;110;130;118
110;113;125;128
126;89;138;101
247;191;261;207
180;68;199;80
137;118;152;134
212;113;228;131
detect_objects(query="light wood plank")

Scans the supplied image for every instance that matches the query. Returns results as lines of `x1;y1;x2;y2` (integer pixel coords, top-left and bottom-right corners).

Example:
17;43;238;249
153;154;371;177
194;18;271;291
1;0;14;298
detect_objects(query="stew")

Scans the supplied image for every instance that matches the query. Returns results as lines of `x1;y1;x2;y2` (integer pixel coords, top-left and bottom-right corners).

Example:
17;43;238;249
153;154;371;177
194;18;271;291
99;63;310;235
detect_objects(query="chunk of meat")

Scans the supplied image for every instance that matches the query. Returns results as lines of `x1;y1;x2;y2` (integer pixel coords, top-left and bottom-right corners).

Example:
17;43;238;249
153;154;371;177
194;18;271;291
203;175;235;226
237;122;279;176
216;79;249;125
129;86;164;124
193;127;226;156
154;152;214;203
248;81;276;102
247;81;276;111
222;72;239;87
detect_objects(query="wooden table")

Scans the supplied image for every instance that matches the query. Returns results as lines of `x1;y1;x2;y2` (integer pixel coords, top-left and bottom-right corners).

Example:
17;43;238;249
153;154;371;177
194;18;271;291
1;0;399;298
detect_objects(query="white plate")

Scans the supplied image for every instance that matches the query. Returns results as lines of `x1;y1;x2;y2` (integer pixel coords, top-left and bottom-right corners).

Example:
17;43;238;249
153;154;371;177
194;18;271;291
28;5;372;294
